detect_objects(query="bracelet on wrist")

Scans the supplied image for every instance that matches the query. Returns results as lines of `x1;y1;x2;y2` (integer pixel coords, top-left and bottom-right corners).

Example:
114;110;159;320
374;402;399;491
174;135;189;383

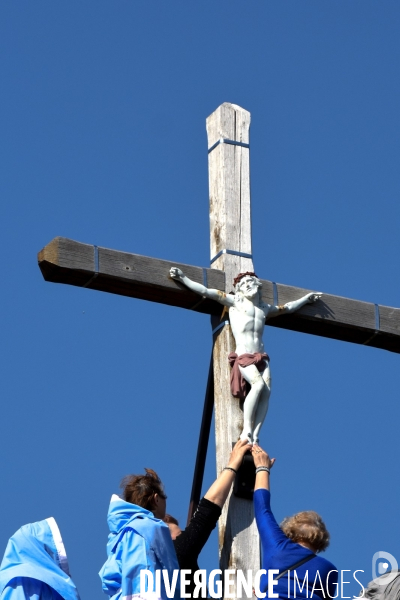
255;466;270;474
223;466;237;475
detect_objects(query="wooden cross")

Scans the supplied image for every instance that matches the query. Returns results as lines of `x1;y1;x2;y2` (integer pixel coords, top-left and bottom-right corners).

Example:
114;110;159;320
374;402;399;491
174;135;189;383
37;102;400;598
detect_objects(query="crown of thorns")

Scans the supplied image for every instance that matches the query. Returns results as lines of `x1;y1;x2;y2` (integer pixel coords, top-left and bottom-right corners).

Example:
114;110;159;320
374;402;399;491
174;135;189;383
233;272;259;287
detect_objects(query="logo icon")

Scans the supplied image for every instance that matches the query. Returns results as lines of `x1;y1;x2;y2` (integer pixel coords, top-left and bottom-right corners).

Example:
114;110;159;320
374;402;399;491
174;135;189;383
372;551;398;585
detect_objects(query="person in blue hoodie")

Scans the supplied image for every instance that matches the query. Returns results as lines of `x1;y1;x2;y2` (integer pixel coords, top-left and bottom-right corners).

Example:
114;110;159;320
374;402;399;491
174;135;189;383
99;469;180;600
0;517;80;600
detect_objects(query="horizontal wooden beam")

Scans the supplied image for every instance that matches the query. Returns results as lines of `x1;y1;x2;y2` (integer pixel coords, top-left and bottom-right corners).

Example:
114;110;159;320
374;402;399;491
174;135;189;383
38;237;400;353
262;282;400;353
38;237;225;316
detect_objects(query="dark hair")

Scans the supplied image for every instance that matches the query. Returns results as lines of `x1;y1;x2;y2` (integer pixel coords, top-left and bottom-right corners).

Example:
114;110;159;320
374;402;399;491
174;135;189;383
280;511;330;553
120;468;166;511
163;514;179;526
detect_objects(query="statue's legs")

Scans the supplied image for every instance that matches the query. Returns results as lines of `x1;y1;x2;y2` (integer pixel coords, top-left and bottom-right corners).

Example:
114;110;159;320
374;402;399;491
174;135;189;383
252;366;271;445
238;361;270;443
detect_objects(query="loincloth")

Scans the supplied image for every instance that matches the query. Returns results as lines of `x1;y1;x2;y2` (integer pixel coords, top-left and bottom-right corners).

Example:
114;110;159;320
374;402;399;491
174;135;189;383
228;352;270;399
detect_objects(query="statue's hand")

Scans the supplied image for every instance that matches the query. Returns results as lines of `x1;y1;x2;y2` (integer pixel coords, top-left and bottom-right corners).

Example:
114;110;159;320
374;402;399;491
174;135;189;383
306;292;323;303
169;267;184;281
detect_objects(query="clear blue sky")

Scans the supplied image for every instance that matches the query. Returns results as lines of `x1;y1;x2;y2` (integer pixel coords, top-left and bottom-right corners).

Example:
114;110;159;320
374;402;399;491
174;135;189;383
1;1;400;598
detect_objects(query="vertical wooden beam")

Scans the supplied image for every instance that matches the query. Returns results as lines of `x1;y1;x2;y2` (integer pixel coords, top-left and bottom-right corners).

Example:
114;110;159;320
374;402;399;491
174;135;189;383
207;103;254;287
207;103;260;596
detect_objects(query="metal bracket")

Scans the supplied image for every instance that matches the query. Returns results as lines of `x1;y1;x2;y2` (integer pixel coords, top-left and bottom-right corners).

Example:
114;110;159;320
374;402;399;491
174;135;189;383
203;268;208;287
208;138;250;154
212;320;230;335
210;249;253;265
83;245;99;288
272;282;278;306
186;354;215;525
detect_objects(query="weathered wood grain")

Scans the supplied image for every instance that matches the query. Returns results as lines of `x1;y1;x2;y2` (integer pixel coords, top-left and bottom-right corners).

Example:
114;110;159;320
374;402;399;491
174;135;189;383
207;103;254;288
38;236;400;353
207;103;260;597
38;236;225;316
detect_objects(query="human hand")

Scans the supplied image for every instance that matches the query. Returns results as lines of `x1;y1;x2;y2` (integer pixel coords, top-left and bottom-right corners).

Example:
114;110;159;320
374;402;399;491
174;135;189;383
169;267;184;281
251;445;275;470
306;292;322;303
227;439;252;471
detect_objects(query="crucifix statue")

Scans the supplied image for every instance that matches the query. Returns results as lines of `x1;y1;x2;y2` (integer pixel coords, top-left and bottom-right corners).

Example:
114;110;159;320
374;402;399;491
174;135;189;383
38;102;400;599
169;266;321;444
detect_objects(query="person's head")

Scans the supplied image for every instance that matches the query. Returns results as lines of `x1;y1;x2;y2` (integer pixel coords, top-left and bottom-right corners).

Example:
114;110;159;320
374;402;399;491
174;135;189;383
233;272;262;301
163;514;182;540
280;511;330;553
120;469;167;519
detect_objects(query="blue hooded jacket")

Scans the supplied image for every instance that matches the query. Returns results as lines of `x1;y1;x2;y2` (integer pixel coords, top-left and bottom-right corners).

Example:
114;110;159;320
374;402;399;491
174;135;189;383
0;517;80;600
99;495;179;600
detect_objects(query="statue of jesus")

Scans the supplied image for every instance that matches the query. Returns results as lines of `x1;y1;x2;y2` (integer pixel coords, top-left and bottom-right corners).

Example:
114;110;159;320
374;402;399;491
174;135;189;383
169;268;322;444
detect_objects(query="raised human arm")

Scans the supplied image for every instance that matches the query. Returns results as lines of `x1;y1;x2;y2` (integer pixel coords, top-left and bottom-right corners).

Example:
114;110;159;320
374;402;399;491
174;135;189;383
204;439;251;507
251;446;289;554
174;440;251;563
265;292;322;319
251;445;275;491
169;267;234;307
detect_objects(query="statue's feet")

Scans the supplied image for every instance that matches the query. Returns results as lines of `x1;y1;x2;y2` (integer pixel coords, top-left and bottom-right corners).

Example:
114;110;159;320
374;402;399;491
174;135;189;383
240;431;252;444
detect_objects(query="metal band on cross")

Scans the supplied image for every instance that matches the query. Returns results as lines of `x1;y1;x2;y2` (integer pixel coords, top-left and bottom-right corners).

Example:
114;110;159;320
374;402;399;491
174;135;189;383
83;245;99;288
212;320;230;336
363;304;380;346
210;249;253;265
208;138;250;154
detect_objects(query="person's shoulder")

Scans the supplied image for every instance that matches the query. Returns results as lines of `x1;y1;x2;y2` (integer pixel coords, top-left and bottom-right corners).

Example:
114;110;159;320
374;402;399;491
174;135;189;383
132;514;170;541
315;555;337;573
172;528;188;551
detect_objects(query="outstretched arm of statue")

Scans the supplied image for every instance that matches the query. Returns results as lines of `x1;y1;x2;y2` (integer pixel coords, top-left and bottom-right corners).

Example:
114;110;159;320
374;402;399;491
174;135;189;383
265;292;322;319
169;267;234;307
